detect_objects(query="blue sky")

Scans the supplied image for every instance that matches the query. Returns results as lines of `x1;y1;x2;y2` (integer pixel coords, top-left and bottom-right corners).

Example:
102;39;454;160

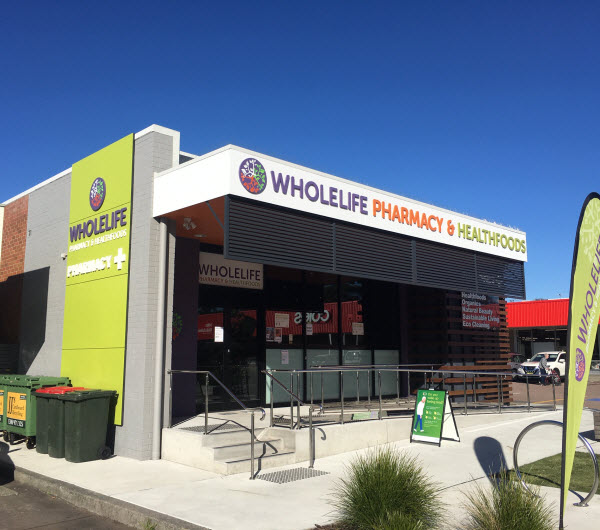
2;2;599;301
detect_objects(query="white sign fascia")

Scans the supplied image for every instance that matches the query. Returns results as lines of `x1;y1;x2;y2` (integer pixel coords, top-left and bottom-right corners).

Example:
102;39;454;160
153;145;527;262
228;149;527;262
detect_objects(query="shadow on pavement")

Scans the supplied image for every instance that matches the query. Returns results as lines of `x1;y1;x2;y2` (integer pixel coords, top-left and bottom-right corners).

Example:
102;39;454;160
473;436;509;483
0;441;15;485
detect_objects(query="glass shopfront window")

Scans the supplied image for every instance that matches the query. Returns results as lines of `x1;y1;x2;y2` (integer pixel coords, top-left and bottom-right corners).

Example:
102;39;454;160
341;277;368;349
264;266;304;401
196;258;405;407
306;272;340;400
340;277;370;398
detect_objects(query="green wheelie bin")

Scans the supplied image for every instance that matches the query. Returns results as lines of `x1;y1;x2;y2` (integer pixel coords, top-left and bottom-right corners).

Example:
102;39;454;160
35;386;84;456
0;374;12;438
4;375;71;448
63;390;116;463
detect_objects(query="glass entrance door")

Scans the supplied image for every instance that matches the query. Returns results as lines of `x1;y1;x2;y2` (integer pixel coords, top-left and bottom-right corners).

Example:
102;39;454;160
197;286;261;412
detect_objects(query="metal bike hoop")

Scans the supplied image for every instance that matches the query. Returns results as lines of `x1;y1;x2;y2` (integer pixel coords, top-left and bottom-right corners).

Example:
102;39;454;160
513;420;599;507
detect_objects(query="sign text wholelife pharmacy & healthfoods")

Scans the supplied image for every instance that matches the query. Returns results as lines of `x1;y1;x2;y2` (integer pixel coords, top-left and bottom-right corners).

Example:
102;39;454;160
153;148;527;262
232;154;527;261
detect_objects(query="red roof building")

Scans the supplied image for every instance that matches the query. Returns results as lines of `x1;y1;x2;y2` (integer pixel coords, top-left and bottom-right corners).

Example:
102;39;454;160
506;299;600;363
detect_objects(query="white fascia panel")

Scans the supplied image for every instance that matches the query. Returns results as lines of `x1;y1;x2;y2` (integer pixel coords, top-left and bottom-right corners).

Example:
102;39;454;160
154;144;527;262
153;149;232;217
225;146;528;262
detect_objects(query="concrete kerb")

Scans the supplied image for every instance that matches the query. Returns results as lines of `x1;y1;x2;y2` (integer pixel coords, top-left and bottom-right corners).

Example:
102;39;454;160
0;463;209;530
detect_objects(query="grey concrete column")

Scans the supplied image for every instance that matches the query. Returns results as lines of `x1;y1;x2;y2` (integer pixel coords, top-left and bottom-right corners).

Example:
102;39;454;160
152;218;168;459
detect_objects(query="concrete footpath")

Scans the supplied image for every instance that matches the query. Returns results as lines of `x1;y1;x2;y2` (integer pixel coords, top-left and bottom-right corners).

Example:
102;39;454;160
1;408;598;530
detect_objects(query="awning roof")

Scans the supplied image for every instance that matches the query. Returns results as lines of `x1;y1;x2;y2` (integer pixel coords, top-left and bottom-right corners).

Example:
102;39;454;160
153;145;527;262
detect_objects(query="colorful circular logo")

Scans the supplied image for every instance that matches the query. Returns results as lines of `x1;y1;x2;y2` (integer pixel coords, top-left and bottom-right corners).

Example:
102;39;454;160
575;350;586;381
89;177;106;211
239;158;267;195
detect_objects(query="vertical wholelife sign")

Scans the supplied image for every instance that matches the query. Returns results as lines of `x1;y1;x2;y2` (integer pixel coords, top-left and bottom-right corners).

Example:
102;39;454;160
61;134;134;425
560;193;600;528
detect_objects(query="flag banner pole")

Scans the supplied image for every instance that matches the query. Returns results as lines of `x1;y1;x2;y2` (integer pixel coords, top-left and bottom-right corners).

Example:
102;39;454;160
560;192;600;529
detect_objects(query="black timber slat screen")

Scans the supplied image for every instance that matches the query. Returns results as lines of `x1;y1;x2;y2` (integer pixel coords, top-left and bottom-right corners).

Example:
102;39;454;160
335;224;413;283
415;240;477;293
476;254;526;299
226;198;334;272
225;197;526;298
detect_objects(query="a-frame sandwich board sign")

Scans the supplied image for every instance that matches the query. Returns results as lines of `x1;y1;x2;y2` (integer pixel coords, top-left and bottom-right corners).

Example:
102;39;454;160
410;389;460;446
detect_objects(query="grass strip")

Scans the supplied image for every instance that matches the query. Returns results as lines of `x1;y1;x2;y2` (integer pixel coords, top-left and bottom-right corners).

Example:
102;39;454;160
511;451;599;494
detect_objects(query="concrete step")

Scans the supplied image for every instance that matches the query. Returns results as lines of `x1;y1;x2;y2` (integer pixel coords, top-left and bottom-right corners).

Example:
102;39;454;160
212;438;284;461
162;426;296;473
216;450;297;475
182;427;266;447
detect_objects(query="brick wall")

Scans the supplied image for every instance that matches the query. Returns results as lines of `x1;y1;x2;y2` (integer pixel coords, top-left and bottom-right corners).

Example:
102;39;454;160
0;195;28;282
0;195;29;343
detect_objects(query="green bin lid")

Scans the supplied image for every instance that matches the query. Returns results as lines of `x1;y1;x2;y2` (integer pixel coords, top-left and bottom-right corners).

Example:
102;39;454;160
3;375;71;388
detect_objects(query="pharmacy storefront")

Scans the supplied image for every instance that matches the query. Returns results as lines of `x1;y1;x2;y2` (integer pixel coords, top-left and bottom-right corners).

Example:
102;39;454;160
0;125;527;459
156;144;528;417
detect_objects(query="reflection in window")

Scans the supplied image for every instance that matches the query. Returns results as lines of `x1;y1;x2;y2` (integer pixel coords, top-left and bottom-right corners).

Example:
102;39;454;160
197;306;224;342
341;277;368;348
231;309;257;341
265;309;303;348
306;271;338;348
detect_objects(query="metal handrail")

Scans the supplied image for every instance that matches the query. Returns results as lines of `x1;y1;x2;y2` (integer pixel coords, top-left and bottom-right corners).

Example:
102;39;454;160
267;367;516;376
168;369;265;421
167;369;266;480
263;370;322;468
264;365;556;429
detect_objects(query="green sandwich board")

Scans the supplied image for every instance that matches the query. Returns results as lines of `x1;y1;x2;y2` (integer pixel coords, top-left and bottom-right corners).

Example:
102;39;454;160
410;389;460;446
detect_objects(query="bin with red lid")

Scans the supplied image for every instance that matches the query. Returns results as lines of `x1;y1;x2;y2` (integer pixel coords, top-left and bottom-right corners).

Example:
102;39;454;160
35;386;84;457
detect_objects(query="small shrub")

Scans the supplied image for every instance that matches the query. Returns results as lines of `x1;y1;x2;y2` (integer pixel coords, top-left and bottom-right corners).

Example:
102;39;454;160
462;470;555;530
331;446;443;529
372;510;425;530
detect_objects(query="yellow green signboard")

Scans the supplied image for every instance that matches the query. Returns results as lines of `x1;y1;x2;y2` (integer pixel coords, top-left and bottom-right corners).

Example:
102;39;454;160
560;193;600;527
61;134;134;425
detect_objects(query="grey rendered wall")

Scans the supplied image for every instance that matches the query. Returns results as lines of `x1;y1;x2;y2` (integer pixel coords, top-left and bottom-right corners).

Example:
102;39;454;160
114;131;176;459
19;173;71;375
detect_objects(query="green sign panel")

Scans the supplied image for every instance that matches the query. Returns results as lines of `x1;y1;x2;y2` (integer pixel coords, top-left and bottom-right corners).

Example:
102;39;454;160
61;134;134;425
410;389;460;446
411;389;445;444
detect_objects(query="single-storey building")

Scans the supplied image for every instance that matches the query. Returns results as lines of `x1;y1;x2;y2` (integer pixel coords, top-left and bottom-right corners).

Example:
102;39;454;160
0;125;527;459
